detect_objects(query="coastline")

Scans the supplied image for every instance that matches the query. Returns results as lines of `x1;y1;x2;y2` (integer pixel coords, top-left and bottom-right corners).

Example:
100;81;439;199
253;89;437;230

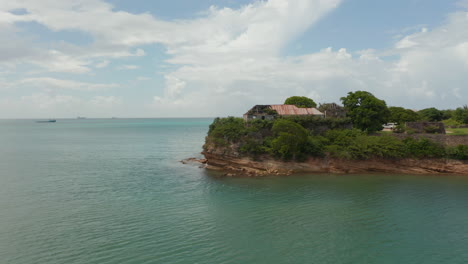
199;152;468;176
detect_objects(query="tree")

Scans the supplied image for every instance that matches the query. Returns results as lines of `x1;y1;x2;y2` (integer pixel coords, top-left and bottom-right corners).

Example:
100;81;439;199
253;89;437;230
340;91;390;132
418;107;444;121
271;119;309;160
284;96;317;108
453;105;468;124
388;107;421;124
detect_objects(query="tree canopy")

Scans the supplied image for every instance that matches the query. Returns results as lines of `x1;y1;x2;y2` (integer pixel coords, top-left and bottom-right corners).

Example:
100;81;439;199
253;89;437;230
284;96;317;108
388;106;421;124
418;107;444;121
340;91;390;133
453;105;468;124
271;119;309;160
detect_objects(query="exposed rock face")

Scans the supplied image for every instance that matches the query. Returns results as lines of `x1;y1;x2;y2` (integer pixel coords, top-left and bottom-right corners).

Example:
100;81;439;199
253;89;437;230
201;141;467;176
202;152;468;176
201;134;468;176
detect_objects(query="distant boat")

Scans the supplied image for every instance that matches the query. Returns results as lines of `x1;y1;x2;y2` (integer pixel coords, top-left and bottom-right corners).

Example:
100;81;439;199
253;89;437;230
77;116;86;119
36;119;56;123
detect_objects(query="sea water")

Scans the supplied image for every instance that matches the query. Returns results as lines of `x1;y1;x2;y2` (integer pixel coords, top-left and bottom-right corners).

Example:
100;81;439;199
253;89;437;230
0;118;467;264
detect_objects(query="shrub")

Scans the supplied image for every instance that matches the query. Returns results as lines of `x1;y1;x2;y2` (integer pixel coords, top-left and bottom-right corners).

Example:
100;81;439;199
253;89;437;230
393;124;406;133
447;145;468;160
402;137;446;158
239;138;270;157
208;117;247;144
305;136;327;157
443;118;462;128
423;125;441;134
271;119;309;160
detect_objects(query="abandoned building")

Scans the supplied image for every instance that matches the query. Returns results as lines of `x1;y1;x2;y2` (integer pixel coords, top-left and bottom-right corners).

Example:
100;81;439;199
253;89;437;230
243;104;324;121
318;103;347;118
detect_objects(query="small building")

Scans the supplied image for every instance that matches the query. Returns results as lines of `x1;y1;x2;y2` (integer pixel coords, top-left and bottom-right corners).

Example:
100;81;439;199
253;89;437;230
243;104;324;121
318;103;347;118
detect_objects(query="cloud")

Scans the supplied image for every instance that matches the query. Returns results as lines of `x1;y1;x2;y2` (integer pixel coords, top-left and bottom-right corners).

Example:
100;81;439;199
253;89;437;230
95;60;109;68
117;64;139;70
136;76;150;81
0;93;125;118
19;77;119;91
89;95;122;107
149;8;468;116
1;0;468;118
456;0;468;9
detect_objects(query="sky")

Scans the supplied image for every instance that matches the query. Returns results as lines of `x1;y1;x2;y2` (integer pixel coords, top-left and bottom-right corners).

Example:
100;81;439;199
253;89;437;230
0;0;467;118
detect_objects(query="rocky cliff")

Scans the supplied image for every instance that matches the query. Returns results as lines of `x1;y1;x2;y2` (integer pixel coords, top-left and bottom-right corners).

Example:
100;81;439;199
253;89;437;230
202;141;468;176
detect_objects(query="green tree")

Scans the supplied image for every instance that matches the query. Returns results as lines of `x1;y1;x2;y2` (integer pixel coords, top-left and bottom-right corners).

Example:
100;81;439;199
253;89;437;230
284;96;317;108
271;119;309;160
340;91;390;132
418;107;444;121
441;109;454;120
453;105;468;124
208;117;246;143
388;106;421;124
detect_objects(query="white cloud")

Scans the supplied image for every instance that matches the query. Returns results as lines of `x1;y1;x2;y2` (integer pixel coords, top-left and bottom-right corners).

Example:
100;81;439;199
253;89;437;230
18;77;119;91
0;93;125;118
89;95;122;107
95;60;109;68
118;64;139;70
456;0;468;9
1;0;468;117
136;76;150;81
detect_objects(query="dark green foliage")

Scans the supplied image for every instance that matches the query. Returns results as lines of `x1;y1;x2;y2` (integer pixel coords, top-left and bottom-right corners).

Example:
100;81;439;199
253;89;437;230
206;115;461;162
423;125;442;134
341;91;390;133
447;145;468;160
284;96;317;108
388;107;421;124
392;124;406;133
418;108;444;122
239;138;269;157
324;129;404;159
208;117;247;144
264;108;278;115
453;105;468;124
443;118;462;128
271;120;309;160
305;136;327;157
245;119;274;132
441;109;454;120
402;138;446;158
282;116;352;135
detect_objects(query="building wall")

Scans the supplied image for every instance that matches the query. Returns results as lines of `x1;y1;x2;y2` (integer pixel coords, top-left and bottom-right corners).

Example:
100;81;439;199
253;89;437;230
389;134;468;147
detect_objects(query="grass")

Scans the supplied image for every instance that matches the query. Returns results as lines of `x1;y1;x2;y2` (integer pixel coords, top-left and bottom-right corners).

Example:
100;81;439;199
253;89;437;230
446;127;468;136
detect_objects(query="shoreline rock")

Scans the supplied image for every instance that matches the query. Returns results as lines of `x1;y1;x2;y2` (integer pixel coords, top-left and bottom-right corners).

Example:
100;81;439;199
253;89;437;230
199;152;468;177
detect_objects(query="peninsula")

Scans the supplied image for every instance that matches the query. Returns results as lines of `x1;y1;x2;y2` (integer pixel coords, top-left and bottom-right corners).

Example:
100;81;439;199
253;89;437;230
200;93;468;176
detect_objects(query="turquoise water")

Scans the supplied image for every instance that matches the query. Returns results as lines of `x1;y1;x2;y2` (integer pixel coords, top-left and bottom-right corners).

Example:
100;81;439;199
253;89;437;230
0;118;467;264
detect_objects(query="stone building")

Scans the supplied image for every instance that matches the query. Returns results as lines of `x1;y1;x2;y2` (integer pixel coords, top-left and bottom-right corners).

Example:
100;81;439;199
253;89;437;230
243;104;324;121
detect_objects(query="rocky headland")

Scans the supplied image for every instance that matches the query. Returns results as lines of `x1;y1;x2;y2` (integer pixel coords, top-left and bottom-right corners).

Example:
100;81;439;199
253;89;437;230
193;116;468;177
201;151;468;176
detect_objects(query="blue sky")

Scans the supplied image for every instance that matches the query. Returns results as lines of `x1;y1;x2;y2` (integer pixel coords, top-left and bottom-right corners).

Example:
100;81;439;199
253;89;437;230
0;0;467;118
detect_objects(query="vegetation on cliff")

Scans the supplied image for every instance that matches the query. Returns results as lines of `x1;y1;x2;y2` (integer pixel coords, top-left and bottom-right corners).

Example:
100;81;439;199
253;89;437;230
205;92;468;162
204;116;468;162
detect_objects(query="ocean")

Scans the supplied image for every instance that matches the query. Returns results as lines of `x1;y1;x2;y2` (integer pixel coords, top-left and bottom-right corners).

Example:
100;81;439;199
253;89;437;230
0;118;467;264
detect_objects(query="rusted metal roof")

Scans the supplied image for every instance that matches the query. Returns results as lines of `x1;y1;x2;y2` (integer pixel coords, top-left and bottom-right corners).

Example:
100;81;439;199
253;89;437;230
270;105;323;116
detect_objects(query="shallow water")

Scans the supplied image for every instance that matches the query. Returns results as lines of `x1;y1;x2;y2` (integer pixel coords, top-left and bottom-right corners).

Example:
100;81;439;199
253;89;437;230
0;118;467;264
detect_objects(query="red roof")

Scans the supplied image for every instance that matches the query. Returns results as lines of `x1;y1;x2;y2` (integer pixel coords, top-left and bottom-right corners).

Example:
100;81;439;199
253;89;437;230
270;105;323;116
